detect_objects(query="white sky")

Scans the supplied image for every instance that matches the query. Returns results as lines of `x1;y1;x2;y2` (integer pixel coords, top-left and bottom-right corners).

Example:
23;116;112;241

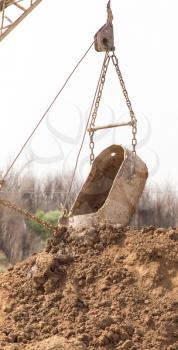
0;0;178;188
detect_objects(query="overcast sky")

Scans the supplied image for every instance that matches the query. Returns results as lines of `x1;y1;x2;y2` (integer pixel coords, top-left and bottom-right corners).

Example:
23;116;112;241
0;0;178;189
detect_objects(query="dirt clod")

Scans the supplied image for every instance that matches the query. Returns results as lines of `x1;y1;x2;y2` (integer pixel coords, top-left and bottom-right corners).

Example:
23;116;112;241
0;224;178;349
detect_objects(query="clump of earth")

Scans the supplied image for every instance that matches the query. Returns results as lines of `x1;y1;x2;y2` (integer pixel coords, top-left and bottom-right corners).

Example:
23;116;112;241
0;224;178;349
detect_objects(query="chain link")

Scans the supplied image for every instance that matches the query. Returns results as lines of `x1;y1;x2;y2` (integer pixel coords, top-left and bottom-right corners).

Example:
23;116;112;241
89;53;111;164
0;197;58;233
111;52;137;157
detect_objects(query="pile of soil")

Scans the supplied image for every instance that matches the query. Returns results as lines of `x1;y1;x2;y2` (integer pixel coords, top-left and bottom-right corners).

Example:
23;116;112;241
0;224;178;350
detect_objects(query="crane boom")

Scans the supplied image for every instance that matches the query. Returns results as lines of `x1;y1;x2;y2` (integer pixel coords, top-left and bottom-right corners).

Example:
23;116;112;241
0;0;43;42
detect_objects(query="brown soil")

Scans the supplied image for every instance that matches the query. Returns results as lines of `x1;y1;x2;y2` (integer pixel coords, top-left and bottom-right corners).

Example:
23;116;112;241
0;225;178;350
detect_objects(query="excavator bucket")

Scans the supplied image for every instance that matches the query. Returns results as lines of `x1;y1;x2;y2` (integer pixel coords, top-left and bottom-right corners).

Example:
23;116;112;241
69;145;148;229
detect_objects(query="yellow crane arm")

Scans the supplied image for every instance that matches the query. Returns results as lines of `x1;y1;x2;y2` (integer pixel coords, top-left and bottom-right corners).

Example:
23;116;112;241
0;0;43;42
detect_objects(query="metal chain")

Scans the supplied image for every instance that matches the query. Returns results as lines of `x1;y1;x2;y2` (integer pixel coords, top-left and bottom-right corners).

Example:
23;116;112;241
89;53;111;164
0;197;58;233
111;52;137;157
60;53;109;218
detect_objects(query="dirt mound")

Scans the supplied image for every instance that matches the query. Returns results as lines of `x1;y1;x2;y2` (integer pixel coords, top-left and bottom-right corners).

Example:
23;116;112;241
0;224;178;350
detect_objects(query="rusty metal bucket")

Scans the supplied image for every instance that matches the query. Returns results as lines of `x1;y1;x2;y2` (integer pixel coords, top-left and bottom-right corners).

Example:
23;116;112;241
69;145;148;229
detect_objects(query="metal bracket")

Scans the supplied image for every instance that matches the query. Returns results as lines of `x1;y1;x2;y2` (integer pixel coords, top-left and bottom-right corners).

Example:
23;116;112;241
94;0;115;52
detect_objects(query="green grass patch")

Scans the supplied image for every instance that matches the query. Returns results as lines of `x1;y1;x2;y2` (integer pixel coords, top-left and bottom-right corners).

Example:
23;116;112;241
26;210;60;240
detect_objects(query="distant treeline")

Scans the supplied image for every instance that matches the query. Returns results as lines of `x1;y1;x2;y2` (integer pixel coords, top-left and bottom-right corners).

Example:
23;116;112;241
132;184;178;228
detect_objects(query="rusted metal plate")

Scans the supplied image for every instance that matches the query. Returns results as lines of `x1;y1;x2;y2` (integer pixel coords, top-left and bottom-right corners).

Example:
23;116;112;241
94;0;115;52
